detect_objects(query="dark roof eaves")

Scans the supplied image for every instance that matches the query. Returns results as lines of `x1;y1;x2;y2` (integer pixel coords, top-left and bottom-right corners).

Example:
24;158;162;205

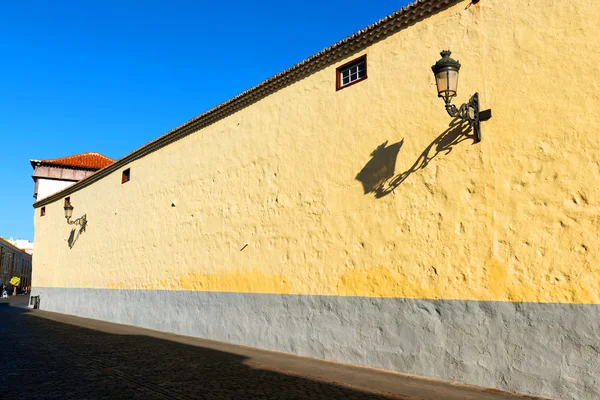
33;0;460;209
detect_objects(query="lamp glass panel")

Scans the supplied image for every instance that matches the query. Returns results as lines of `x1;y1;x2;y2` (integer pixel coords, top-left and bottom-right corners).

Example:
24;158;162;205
436;69;458;99
436;71;447;95
64;207;73;219
447;69;458;95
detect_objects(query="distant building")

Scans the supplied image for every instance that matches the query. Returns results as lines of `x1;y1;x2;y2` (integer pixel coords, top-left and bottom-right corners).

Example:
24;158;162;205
6;238;33;255
0;237;32;290
30;152;114;200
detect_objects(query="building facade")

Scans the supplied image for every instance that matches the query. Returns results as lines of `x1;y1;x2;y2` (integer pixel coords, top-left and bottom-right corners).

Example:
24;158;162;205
31;152;114;200
30;1;600;399
1;237;32;291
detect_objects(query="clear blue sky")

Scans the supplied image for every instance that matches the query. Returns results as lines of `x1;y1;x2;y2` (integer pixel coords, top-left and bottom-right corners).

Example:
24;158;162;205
0;0;407;241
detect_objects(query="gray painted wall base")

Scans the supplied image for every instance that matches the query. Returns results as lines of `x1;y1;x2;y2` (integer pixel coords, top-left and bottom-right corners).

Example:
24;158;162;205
31;287;599;400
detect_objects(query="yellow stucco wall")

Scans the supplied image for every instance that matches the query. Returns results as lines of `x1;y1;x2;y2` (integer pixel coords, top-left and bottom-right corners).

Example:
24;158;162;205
33;0;600;304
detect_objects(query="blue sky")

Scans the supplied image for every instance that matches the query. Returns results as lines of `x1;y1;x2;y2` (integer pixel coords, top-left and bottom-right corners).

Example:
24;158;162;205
0;0;408;241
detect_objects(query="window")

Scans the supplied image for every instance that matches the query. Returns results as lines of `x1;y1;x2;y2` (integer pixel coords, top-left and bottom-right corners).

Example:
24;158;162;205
336;55;367;90
64;197;70;207
122;168;131;184
40;207;45;217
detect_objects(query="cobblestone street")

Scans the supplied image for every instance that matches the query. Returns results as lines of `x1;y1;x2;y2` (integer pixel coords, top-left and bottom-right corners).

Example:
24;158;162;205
0;297;545;400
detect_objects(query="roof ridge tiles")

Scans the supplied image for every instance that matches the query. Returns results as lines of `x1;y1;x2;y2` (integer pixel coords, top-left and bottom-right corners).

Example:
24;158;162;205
35;152;115;170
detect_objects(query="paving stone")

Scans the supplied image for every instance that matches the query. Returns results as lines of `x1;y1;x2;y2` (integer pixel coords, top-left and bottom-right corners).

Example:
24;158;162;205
0;299;400;399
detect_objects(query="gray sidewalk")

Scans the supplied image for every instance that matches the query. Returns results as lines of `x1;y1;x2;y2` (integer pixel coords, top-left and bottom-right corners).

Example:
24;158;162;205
0;296;547;399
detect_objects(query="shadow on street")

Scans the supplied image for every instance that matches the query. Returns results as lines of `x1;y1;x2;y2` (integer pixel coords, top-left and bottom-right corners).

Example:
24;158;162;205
0;299;398;399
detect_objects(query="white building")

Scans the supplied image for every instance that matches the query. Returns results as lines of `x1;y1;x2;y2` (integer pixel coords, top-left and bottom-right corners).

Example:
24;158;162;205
31;152;114;200
6;238;34;255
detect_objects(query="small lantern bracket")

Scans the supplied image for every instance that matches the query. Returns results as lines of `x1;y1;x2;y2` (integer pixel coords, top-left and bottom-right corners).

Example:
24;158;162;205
66;214;87;227
445;92;481;142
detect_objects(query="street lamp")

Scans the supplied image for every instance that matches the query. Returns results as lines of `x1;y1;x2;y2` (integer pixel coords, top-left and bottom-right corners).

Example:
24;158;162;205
64;200;87;227
64;202;74;220
431;50;491;142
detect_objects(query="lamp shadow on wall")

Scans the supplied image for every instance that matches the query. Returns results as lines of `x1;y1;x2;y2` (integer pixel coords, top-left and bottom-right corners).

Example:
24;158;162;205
356;118;475;198
67;220;87;249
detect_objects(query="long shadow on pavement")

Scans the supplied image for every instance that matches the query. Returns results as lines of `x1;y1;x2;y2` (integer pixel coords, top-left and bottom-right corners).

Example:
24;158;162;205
0;301;401;400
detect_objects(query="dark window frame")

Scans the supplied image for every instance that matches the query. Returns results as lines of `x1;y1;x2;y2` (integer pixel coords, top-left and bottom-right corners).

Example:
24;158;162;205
122;168;131;184
336;54;367;91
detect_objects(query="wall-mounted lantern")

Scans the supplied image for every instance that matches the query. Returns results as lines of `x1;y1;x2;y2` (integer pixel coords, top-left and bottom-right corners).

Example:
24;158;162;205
64;201;87;227
432;50;491;142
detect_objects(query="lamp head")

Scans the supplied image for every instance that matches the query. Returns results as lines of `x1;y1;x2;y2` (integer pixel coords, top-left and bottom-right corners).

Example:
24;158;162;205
432;50;461;102
64;202;74;219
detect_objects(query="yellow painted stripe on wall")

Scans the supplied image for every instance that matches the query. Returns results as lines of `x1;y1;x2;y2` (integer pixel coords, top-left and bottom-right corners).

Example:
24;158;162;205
96;257;597;304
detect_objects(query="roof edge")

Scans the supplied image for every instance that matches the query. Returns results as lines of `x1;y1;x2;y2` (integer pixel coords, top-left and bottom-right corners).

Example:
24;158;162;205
33;0;462;209
0;236;32;256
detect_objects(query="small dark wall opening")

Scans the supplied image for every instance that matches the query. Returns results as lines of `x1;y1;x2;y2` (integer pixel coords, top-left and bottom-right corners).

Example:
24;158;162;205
40;207;45;217
64;197;70;206
122;168;131;184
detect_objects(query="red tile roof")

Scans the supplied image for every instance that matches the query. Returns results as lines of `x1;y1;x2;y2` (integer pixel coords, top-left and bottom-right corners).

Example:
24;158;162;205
36;152;114;170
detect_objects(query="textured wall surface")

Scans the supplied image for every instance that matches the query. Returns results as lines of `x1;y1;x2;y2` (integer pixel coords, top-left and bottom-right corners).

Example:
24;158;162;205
32;0;600;398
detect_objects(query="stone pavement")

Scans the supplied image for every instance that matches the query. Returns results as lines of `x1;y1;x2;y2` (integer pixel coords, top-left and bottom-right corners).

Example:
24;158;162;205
0;296;548;400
